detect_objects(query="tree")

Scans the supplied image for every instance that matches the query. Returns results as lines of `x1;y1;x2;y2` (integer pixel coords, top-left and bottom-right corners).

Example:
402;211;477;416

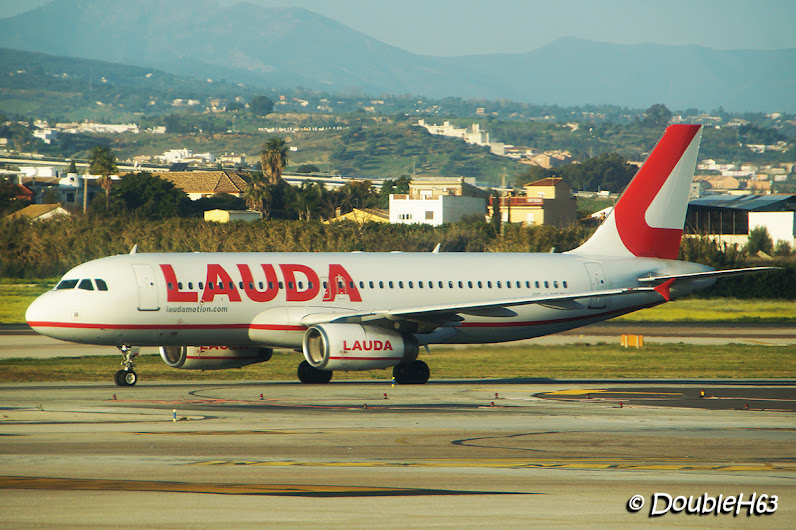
67;160;77;173
249;96;274;117
191;193;246;215
244;172;271;217
111;172;189;219
260;137;288;185
294;164;320;174
643;103;672;128
225;101;245;112
89;145;117;211
0;177;24;214
490;192;502;236
289;182;325;220
377;176;410;208
745;226;774;256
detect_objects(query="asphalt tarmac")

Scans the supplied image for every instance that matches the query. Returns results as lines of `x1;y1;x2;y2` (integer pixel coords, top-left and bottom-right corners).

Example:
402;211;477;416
0;380;793;527
2;321;795;360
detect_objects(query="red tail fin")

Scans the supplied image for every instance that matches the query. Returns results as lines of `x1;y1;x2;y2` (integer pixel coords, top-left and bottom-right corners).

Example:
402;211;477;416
571;125;702;259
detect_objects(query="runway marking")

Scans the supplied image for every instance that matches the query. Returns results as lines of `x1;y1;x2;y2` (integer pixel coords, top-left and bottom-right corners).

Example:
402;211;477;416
0;476;520;497
106;399;264;405
187;459;795;472
541;389;682;396
134;430;313;436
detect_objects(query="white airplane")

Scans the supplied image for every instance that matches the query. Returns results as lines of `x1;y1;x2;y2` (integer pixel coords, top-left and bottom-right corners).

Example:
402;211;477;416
26;125;771;386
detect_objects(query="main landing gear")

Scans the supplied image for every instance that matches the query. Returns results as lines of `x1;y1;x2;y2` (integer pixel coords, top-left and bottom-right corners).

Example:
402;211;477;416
297;360;333;384
392;360;430;385
114;344;139;386
296;360;431;385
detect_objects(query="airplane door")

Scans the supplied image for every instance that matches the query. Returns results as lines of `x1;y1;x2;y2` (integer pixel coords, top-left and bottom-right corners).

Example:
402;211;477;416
132;264;160;311
584;262;606;309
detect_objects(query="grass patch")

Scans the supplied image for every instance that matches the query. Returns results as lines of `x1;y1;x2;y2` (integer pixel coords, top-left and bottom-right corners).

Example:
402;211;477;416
0;281;56;324
615;298;796;322
1;343;793;383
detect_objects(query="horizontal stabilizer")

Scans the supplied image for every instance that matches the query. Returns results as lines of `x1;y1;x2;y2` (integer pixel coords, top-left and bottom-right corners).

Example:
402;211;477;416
638;267;779;284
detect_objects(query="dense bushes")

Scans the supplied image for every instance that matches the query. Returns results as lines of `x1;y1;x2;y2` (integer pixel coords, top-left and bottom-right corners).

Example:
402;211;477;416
0;216;584;278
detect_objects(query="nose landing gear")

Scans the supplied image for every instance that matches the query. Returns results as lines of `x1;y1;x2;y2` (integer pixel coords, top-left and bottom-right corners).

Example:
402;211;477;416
114;344;139;386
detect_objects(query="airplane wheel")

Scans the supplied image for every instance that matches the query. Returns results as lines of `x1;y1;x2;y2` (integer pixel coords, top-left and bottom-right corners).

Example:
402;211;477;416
114;370;126;386
123;370;138;386
297;360;332;384
393;360;429;385
411;360;430;384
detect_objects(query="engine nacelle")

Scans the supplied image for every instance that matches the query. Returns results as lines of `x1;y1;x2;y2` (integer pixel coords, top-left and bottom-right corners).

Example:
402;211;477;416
302;323;418;371
159;345;272;370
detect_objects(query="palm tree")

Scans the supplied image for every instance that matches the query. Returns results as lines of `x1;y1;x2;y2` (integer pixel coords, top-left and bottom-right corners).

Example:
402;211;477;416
244;172;271;217
289;182;324;220
260;137;288;185
89;146;117;211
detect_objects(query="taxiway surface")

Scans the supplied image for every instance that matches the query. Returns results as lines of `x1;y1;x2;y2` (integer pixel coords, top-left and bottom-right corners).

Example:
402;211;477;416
0;380;793;527
2;321;795;360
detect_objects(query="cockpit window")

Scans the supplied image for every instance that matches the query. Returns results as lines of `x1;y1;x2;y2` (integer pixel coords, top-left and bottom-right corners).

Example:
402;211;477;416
78;279;94;291
95;279;108;291
56;279;79;290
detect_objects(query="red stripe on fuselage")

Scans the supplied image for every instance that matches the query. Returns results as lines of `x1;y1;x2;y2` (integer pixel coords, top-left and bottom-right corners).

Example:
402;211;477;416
28;302;661;335
26;321;303;331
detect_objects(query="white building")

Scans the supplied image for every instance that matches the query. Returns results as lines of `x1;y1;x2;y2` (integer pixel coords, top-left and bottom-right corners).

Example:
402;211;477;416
418;120;490;146
749;211;796;246
204;209;262;223
33;128;57;144
389;194;486;226
217;153;247;166
159;149;215;164
20;166;59;178
55;121;139;134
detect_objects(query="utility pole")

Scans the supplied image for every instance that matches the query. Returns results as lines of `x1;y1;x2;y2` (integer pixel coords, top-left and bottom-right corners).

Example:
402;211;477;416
83;170;88;215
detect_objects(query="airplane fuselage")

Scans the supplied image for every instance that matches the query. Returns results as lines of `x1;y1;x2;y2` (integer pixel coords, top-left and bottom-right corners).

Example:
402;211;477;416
26;251;712;348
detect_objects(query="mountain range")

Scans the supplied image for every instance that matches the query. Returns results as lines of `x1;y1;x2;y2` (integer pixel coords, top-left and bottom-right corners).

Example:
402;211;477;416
0;0;794;112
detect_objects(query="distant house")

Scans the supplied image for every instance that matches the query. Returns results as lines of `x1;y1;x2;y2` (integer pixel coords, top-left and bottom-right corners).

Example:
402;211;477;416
390;177;488;226
204;209;262;223
158;171;248;200
693;174;741;192
491;177;577;227
407;176;490;200
324;208;389;225
7;203;71;221
14;183;33;203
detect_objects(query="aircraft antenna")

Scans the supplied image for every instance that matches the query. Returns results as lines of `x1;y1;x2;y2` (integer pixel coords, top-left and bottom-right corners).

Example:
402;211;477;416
130;244;138;254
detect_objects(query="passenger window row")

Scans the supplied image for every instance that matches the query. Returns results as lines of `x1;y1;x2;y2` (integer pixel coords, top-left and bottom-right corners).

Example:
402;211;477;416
168;278;568;291
353;279;568;290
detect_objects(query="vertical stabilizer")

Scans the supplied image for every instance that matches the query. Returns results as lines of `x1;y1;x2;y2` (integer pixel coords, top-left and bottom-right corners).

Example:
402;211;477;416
570;124;702;259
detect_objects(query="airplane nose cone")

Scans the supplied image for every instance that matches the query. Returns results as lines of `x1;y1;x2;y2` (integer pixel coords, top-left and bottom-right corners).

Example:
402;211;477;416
26;294;48;328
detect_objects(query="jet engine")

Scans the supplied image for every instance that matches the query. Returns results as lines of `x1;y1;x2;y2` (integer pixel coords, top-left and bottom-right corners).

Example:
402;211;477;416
159;345;273;370
302;323;418;371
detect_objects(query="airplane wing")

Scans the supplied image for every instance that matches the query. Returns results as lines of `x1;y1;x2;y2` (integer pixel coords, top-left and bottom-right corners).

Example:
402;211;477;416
299;285;658;327
299;266;780;327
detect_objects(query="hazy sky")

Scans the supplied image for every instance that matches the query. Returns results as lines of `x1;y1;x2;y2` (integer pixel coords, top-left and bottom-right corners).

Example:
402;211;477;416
3;0;794;56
